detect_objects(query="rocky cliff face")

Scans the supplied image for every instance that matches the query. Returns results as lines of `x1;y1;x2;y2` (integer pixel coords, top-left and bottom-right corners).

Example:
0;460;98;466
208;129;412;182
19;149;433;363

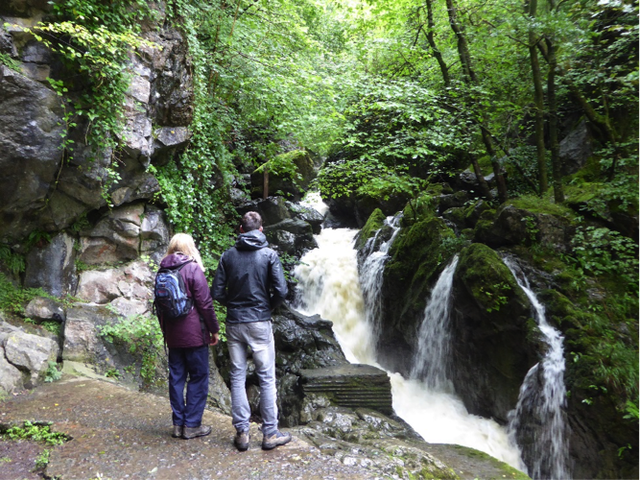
0;0;192;393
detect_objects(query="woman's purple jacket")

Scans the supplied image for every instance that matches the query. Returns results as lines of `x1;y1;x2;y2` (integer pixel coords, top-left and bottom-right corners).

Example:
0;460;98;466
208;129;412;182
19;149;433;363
157;253;219;349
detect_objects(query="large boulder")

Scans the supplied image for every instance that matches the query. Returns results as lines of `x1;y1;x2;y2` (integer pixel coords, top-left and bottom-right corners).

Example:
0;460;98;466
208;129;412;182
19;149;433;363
24;296;65;322
449;244;538;423
0;344;24;395
78;204;145;265
559;119;593;176
3;328;59;387
250;150;316;201
62;303;120;366
474;205;574;253
75;260;154;317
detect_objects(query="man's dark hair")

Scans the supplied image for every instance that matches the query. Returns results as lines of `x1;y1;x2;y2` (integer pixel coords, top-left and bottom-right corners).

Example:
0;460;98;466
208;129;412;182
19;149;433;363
241;211;263;232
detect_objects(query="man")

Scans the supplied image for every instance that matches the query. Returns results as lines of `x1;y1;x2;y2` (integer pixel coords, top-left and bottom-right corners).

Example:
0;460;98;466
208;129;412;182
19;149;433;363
212;211;290;452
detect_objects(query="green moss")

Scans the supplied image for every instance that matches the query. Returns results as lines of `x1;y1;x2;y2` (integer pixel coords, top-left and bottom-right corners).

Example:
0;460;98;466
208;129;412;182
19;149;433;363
507;195;576;220
355;208;387;250
402;191;439;227
564;181;603;204
386;217;454;292
449;445;530;479
457;244;528;319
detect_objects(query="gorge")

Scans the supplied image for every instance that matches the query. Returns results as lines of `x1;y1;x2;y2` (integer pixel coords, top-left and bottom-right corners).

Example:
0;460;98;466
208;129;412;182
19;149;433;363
1;1;638;479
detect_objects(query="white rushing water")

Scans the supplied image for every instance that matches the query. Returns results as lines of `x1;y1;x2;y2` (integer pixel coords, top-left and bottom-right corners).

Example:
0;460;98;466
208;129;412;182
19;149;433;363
504;258;570;480
359;215;402;340
410;256;459;391
293;226;526;471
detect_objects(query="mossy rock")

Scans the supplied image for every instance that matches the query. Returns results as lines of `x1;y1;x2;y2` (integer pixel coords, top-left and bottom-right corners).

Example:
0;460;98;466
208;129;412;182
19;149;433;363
456;243;529;322
385;216;455;310
354;208;386;251
449;244;538;421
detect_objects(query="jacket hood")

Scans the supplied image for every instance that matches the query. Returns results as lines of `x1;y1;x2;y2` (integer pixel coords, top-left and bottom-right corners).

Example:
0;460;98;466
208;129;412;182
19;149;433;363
235;229;268;251
160;252;193;269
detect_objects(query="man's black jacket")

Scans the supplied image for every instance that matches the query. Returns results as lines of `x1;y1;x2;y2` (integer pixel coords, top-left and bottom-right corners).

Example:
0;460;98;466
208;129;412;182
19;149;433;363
211;229;288;323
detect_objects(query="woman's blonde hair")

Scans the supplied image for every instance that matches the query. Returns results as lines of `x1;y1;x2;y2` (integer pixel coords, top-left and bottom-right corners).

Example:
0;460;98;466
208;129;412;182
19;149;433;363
165;233;205;271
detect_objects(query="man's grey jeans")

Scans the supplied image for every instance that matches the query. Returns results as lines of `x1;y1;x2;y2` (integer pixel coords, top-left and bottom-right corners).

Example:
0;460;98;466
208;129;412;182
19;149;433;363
226;321;278;436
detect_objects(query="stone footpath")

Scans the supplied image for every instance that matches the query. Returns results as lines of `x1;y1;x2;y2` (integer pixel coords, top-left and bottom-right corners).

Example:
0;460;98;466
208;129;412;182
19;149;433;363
1;377;372;480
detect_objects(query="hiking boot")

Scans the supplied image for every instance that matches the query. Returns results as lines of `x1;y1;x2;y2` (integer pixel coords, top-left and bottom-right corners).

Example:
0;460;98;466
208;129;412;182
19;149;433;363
183;425;212;439
172;425;183;438
262;430;291;450
234;430;250;452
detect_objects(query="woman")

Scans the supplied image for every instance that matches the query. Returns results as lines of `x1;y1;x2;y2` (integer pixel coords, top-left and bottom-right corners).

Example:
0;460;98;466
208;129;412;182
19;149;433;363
158;233;219;439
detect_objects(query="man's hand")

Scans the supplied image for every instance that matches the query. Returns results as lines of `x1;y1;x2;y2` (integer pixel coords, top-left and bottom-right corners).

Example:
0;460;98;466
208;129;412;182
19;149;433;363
210;333;219;346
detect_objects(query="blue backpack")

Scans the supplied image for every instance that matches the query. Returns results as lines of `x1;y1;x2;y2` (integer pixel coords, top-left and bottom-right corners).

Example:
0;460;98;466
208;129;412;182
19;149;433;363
154;262;193;320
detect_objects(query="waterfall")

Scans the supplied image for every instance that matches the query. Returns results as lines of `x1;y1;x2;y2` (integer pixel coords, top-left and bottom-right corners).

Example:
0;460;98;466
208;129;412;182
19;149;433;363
294;225;526;471
504;258;570;480
359;215;402;340
410;256;459;391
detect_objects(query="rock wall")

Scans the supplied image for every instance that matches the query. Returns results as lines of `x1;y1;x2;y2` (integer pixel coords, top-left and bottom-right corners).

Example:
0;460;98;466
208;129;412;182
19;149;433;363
0;3;185;393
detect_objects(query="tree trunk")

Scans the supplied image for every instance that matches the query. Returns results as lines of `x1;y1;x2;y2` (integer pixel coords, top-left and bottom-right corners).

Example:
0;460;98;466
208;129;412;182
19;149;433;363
263;165;269;200
424;0;450;87
546;35;564;203
445;0;508;203
528;0;548;194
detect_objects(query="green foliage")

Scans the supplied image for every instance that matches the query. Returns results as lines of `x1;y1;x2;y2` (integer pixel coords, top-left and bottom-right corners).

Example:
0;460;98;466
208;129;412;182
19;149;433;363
569;226;638;290
97;314;164;386
0;51;21;71
44;362;63;383
0;273;48;316
2;421;68;446
0;246;25;276
480;282;512;313
35;449;51;471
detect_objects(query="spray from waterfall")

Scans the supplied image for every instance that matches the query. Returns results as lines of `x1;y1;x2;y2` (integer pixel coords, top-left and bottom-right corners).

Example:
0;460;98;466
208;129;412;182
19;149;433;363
410;256;459;391
504;258;570;480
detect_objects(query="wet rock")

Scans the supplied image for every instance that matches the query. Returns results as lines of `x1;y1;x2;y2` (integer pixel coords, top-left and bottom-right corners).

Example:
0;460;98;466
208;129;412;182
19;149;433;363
264;218;317;256
23;232;76;297
288;200;325;234
449;243;538;423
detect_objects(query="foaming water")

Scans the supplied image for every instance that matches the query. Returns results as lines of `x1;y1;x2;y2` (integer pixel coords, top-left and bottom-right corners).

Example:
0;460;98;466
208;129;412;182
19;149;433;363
294;227;526;471
293;228;375;363
300;191;329;217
